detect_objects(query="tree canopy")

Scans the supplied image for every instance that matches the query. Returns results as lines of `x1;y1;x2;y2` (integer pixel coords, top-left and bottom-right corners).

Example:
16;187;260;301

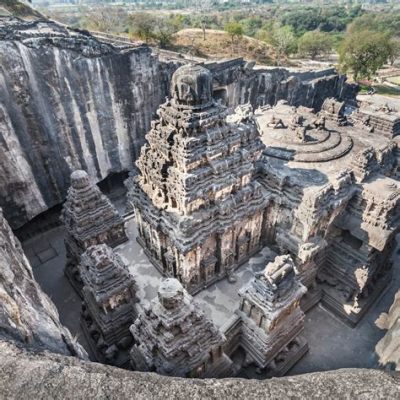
339;30;392;80
270;25;296;65
224;21;244;42
129;13;156;43
298;31;333;60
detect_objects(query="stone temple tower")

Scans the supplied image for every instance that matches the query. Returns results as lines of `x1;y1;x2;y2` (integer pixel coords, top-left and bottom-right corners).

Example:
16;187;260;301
62;170;127;294
130;278;233;378
127;64;268;293
79;244;137;367
236;255;308;376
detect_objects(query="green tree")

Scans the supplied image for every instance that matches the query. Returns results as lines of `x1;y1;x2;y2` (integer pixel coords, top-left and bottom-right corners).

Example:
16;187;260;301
298;31;333;60
224;21;244;54
388;38;400;66
153;16;181;49
242;17;263;37
129;13;156;43
349;12;400;37
270;25;296;65
339;30;392;80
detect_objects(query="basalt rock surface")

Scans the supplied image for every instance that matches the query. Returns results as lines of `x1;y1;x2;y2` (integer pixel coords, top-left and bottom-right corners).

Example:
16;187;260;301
0;206;87;358
206;59;358;111
376;290;400;371
0;339;399;400
0;17;176;229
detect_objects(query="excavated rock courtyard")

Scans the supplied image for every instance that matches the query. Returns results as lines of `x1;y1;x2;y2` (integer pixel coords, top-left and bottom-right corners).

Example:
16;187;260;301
21;204;400;376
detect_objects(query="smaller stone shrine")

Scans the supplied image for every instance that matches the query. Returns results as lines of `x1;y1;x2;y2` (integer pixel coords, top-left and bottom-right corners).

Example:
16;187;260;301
234;255;308;376
351;102;400;138
320;97;347;125
80;244;137;367
129;278;234;378
61;170;128;295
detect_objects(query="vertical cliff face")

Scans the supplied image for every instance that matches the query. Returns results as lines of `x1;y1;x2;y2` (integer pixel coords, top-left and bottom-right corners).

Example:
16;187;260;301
376;290;400;371
0;18;176;229
208;60;357;111
0;206;87;358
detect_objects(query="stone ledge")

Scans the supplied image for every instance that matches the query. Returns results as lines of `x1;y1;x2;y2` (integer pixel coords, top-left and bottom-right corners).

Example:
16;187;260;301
1;340;399;400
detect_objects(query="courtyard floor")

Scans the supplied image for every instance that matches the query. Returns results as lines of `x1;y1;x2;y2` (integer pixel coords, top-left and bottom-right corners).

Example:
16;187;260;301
22;215;400;375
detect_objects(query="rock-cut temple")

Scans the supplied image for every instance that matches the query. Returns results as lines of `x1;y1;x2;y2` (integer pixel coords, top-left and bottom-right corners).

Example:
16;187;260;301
127;64;268;294
59;63;400;377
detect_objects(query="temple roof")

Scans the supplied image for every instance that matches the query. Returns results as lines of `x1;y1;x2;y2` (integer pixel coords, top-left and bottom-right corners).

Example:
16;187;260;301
239;255;307;318
130;278;225;375
80;244;136;304
62;170;124;242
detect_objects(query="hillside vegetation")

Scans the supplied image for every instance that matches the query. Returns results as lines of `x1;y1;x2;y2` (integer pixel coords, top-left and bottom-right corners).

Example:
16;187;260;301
0;0;44;19
173;28;277;64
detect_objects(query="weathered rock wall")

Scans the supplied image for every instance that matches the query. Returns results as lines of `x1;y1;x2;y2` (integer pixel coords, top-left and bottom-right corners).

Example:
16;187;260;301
376;290;400;371
206;59;357;111
1;339;399;400
0;206;87;358
0;18;177;229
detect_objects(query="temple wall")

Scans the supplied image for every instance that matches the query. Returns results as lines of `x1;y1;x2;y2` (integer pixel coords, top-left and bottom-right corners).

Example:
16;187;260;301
136;208;266;289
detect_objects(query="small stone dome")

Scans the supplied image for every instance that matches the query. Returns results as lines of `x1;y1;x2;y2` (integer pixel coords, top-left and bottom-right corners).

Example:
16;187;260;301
158;278;184;309
171;64;213;109
71;170;90;189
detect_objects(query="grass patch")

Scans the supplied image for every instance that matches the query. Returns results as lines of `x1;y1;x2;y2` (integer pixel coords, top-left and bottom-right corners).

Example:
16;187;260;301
387;76;400;85
0;0;43;19
374;84;400;97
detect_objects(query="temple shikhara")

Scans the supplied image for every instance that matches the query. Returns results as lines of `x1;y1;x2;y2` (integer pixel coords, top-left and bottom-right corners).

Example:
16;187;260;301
62;170;128;293
127;64;268;293
130;278;233;378
59;64;400;377
79;244;137;367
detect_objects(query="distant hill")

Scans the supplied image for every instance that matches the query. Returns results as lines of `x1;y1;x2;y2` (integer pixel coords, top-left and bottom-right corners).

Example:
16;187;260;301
173;29;277;65
0;0;44;19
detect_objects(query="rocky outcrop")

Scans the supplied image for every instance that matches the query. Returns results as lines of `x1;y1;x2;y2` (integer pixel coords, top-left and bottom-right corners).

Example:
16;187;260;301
0;207;87;358
376;290;400;371
1;339;399;400
206;59;358;111
0;17;177;228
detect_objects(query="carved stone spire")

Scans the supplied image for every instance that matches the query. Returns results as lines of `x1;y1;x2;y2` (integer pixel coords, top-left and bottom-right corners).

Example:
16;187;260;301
62;170;127;294
80;244;137;367
130;278;233;378
127;64;268;293
235;255;308;375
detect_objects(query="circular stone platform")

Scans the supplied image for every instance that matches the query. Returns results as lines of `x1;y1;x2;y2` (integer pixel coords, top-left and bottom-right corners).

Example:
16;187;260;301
257;105;353;163
262;127;353;163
